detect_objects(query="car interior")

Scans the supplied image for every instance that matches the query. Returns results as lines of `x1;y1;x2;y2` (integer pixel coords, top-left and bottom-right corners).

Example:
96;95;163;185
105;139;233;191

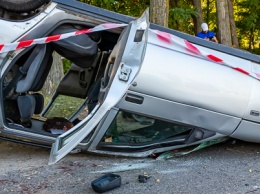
2;23;120;137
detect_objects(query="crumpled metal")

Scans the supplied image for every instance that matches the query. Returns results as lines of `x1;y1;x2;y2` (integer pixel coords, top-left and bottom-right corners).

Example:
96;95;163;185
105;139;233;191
156;137;230;160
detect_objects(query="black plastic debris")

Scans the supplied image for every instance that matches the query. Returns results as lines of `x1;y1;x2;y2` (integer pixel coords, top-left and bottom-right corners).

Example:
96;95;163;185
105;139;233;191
91;174;121;193
138;175;150;183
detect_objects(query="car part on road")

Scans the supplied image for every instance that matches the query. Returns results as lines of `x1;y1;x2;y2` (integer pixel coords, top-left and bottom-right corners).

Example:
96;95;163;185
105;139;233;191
138;175;150;183
91;173;121;193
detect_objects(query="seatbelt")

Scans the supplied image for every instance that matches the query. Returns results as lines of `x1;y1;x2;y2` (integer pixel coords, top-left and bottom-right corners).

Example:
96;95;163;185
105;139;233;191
3;44;45;98
79;51;102;88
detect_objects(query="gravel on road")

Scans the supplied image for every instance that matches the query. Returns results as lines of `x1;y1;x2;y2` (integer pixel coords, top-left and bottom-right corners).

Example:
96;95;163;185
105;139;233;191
1;140;260;194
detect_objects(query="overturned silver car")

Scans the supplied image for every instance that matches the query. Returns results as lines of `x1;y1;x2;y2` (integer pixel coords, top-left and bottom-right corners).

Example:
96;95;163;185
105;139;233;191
0;0;260;164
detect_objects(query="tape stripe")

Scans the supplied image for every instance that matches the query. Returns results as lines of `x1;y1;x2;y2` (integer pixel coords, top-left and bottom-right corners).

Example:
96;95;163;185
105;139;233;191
151;29;257;81
156;31;171;44
102;23;122;29
75;29;90;35
255;73;260;79
2;43;18;53
16;40;34;49
0;23;127;54
0;44;4;51
184;40;200;55
0;23;256;82
207;54;223;63
233;67;249;75
46;34;62;43
31;39;41;45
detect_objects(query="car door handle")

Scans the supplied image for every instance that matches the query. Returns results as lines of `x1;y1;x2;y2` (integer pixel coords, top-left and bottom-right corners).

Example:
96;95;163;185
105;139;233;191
125;93;144;104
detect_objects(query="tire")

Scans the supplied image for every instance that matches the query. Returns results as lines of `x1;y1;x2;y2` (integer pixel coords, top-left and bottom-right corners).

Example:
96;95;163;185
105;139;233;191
0;0;50;13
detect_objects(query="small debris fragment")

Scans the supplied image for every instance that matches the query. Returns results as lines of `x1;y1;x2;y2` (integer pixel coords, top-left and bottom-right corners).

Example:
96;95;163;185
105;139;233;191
138;175;150;183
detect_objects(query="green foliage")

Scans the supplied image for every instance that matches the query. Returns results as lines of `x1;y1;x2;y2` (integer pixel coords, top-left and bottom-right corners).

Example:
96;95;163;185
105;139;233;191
62;58;71;74
77;0;259;54
44;95;85;119
78;0;149;17
169;7;197;33
201;0;217;30
168;0;197;34
235;0;260;51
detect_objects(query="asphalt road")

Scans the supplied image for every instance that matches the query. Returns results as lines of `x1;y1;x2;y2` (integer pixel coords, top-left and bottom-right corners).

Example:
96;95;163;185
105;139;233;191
1;139;260;194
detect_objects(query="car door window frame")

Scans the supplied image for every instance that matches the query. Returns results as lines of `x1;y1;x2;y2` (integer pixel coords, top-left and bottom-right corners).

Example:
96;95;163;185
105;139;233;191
88;107;194;153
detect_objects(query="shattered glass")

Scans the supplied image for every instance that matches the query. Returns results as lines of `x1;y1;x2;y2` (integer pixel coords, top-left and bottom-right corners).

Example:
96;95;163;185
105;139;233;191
102;111;192;144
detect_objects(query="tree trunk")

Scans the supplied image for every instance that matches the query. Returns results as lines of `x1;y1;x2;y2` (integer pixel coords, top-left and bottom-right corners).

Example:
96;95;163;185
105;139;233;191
206;0;210;24
41;52;64;97
170;0;178;7
192;0;203;34
150;0;169;27
216;0;232;46
248;28;254;51
227;0;239;48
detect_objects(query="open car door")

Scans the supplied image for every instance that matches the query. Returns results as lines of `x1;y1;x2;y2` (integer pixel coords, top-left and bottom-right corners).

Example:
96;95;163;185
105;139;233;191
49;10;149;165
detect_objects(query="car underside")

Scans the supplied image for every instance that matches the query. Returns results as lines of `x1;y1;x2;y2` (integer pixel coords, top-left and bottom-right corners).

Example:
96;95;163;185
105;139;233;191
0;0;259;164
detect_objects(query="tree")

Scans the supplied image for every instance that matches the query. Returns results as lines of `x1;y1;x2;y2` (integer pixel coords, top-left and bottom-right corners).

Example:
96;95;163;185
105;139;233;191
150;0;169;27
206;0;210;24
192;0;203;34
42;53;64;97
80;0;149;17
216;0;232;46
227;0;239;48
77;0;259;54
236;0;260;52
169;0;197;33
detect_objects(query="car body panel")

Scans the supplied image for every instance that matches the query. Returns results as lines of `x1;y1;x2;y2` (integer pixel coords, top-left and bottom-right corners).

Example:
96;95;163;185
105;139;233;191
244;78;260;122
116;91;242;135
231;120;260;143
130;31;253;118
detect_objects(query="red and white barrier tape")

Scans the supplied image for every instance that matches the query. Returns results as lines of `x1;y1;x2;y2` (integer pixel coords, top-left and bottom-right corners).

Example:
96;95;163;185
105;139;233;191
0;22;257;81
0;23;127;54
151;29;260;81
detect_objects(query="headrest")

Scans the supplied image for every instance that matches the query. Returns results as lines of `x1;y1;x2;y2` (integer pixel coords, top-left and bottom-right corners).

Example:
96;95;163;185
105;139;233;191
16;44;46;93
50;24;98;68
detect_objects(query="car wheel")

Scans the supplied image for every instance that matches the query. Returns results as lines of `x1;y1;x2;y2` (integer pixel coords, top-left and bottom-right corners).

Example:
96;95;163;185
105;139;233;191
0;0;49;13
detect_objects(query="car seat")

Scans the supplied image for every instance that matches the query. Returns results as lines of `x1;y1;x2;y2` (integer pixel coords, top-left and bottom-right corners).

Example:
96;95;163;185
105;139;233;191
15;44;53;126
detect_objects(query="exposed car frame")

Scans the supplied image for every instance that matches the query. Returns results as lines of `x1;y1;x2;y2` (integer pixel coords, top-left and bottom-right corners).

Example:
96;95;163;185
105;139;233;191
0;0;259;164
